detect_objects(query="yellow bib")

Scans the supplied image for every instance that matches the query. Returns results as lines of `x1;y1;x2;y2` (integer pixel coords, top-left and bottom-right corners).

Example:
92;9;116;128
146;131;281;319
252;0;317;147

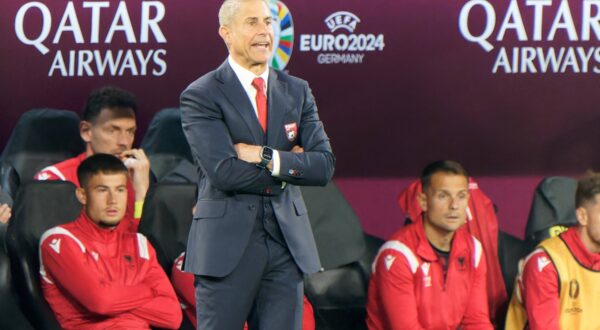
542;236;600;329
506;235;600;330
505;258;527;329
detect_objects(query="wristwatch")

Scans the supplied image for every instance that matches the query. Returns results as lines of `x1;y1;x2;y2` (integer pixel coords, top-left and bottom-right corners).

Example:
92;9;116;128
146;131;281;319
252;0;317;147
257;146;273;168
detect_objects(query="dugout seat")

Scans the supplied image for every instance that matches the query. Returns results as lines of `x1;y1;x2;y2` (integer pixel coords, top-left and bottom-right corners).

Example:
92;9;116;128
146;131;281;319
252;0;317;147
0;161;19;200
0;240;34;329
141;108;193;181
0;109;84;191
304;232;383;330
524;176;578;248
137;183;198;330
138;183;196;276
0;187;33;329
6;181;81;330
301;182;378;330
496;230;529;328
301;183;366;270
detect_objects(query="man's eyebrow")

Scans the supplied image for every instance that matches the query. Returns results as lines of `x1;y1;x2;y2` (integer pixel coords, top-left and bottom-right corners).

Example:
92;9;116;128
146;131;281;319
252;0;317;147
436;188;468;194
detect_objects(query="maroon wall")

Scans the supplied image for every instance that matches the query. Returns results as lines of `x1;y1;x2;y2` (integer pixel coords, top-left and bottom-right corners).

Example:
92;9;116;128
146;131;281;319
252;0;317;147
3;1;599;177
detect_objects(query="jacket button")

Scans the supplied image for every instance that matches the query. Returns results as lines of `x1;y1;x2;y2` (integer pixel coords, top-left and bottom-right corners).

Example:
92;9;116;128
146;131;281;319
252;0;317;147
248;205;255;211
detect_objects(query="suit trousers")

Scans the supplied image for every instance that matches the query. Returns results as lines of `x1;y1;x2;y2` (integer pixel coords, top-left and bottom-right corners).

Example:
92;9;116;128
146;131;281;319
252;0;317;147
194;200;304;330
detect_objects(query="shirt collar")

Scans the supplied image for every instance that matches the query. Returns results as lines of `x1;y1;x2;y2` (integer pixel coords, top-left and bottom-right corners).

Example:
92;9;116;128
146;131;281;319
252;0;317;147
228;55;269;91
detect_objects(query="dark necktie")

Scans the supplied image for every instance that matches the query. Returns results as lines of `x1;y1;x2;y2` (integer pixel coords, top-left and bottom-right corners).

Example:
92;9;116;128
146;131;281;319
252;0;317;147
252;77;267;132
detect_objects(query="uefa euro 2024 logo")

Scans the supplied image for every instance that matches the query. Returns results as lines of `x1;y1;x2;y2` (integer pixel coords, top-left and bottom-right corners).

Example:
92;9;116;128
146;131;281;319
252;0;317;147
269;0;293;70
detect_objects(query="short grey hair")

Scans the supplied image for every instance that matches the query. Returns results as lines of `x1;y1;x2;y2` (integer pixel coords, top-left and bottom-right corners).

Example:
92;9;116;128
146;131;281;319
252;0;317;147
218;0;270;26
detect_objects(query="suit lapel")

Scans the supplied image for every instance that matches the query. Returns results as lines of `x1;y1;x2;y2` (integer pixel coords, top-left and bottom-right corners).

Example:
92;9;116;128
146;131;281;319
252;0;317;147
267;69;288;147
215;61;263;144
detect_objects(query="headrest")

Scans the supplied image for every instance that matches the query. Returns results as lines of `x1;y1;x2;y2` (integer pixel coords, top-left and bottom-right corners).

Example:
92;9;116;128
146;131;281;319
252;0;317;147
1;109;84;181
525;176;578;244
7;181;80;257
141;108;193;180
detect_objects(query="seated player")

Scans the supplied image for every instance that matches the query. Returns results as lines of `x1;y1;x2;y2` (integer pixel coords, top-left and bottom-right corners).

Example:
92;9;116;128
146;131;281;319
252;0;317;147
39;154;182;329
171;252;315;330
36;86;150;232
397;175;506;325
367;160;493;329
506;172;600;329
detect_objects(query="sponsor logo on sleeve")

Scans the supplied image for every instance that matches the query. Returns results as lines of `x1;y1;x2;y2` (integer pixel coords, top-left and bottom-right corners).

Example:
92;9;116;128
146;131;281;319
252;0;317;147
384;254;396;270
537;255;552;272
49;238;61;253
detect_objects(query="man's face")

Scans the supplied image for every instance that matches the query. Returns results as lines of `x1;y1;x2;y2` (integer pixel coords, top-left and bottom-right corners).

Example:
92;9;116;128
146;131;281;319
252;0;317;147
77;172;128;228
81;108;136;156
419;172;470;235
577;195;600;252
220;0;274;72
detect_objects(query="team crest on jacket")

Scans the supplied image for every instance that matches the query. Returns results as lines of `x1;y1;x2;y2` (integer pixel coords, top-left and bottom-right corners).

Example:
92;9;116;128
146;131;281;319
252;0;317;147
285;122;298;141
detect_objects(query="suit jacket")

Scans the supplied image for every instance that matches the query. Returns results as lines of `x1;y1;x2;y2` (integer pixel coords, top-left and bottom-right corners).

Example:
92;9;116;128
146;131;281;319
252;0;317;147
180;61;335;277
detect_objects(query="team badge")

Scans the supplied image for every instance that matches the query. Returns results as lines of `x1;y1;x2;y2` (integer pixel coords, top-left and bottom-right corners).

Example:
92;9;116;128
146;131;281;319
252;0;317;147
284;122;297;141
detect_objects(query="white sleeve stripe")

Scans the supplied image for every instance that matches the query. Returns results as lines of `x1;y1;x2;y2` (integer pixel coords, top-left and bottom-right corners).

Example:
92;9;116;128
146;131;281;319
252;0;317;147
38;166;66;181
39;227;86;284
137;234;150;260
372;240;419;274
40;227;86;252
472;236;483;268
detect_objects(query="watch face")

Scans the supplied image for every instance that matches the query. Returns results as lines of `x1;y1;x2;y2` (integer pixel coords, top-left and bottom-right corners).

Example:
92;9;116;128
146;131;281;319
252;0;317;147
262;147;273;160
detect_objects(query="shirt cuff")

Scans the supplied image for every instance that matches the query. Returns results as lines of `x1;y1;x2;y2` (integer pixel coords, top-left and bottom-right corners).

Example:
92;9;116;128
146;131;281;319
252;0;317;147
134;201;144;219
271;150;281;177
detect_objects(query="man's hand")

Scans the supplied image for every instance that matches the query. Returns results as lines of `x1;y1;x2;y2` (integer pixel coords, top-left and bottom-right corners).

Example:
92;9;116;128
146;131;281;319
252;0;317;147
234;143;262;164
0;204;11;224
291;146;304;153
119;149;151;202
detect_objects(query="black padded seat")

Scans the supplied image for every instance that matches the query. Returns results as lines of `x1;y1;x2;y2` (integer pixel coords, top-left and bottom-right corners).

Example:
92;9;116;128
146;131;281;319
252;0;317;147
0;109;83;188
525;176;578;247
138;183;196;276
6;181;81;330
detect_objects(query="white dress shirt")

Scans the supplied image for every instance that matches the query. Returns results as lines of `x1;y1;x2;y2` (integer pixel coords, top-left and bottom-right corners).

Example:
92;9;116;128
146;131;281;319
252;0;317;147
228;56;281;176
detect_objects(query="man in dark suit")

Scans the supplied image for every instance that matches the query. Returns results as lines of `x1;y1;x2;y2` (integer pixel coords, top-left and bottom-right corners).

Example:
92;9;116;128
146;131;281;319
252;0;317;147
179;0;335;329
